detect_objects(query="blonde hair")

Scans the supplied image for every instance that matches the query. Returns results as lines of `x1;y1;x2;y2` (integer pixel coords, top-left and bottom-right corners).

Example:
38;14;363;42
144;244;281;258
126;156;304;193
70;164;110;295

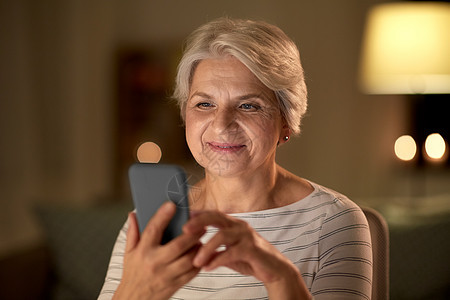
173;17;308;135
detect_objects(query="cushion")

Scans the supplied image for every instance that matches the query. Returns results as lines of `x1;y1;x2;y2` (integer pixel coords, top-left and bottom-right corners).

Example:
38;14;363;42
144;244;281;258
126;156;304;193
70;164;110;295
34;203;131;300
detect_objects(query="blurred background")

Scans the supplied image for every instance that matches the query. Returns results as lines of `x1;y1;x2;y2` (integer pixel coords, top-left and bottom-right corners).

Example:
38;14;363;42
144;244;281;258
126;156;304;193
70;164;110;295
1;0;449;299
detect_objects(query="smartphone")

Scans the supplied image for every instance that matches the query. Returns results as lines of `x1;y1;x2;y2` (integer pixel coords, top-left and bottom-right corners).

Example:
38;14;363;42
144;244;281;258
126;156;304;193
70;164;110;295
128;163;190;244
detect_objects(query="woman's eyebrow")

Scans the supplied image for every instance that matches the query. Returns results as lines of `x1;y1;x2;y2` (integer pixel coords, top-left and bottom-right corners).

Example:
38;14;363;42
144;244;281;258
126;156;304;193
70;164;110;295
239;93;266;101
239;92;276;104
189;91;213;101
189;91;273;102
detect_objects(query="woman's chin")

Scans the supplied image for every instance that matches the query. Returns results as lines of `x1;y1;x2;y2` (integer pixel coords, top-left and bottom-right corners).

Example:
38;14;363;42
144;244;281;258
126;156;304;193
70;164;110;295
200;159;248;178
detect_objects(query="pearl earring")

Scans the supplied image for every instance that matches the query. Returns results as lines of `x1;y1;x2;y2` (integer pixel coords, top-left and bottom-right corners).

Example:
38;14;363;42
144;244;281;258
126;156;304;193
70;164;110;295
284;136;289;141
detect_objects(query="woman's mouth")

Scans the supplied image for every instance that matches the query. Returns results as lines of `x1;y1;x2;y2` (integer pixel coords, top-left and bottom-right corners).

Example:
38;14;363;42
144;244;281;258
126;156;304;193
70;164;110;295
207;142;246;153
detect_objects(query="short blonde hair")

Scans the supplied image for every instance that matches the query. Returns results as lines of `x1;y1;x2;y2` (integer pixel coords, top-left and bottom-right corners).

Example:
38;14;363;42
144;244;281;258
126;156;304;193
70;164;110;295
173;17;308;135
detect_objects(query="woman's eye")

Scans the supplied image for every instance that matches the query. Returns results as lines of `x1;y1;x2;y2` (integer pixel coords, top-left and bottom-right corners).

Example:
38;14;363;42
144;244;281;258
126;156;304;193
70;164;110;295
239;103;259;111
196;102;214;109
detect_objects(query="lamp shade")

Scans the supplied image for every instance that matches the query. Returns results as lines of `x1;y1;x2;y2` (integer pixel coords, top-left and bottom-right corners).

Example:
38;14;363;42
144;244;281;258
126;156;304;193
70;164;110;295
359;2;450;94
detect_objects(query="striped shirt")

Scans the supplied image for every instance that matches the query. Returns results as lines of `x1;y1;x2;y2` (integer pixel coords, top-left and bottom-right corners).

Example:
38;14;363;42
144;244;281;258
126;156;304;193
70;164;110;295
98;182;372;299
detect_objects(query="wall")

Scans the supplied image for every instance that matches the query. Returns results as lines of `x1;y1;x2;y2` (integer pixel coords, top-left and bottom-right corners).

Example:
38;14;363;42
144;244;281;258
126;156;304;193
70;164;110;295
0;0;117;256
1;0;448;257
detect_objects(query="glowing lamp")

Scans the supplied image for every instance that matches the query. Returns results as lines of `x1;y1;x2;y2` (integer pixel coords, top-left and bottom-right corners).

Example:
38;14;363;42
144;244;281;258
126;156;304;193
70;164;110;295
359;2;450;94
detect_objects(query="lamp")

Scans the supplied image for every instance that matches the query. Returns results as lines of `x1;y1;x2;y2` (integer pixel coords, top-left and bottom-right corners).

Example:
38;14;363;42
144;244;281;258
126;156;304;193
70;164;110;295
359;1;450;168
359;2;450;95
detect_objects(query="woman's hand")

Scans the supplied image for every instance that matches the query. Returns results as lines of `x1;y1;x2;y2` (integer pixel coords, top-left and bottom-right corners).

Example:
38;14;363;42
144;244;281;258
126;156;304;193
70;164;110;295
113;202;204;300
183;210;311;299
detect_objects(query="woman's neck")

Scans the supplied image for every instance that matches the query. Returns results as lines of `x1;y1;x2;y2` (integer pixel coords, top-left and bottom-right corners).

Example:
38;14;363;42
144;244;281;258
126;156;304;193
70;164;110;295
190;164;291;213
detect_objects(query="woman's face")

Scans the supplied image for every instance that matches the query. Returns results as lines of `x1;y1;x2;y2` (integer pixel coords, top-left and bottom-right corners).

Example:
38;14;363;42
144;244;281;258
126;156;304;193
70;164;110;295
185;56;286;177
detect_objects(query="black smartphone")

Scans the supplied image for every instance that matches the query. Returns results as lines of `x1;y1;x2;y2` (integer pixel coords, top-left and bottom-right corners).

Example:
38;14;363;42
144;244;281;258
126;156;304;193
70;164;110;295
128;163;190;244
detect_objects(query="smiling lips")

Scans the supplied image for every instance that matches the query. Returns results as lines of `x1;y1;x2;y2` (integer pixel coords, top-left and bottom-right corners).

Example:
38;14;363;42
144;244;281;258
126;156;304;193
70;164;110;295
207;142;246;153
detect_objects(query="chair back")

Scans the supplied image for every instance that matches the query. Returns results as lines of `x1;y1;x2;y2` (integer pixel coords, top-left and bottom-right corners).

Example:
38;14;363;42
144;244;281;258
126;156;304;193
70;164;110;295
362;207;389;300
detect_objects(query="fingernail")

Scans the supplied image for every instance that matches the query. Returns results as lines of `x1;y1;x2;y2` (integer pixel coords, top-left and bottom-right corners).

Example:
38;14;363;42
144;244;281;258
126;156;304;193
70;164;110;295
193;254;203;267
162;201;174;211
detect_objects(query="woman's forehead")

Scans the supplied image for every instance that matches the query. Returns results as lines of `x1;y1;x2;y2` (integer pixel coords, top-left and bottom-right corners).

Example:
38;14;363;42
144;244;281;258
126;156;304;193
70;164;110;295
190;57;277;104
193;57;257;82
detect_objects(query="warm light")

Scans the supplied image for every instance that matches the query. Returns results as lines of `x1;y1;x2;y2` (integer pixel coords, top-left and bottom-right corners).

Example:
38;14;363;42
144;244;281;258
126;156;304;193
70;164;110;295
136;142;162;163
394;135;417;161
425;133;446;160
359;2;450;94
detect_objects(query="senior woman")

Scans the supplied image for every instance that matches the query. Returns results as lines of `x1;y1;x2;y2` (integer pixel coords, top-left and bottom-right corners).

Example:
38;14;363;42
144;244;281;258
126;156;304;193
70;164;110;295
99;18;372;300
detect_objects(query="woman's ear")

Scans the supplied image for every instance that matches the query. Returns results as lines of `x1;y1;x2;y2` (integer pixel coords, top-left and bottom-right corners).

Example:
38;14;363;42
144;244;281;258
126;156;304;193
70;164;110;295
278;125;291;145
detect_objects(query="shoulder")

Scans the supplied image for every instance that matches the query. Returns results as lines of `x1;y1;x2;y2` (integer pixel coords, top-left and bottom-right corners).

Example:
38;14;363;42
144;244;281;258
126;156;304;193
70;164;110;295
308;182;364;217
277;166;359;216
307;182;370;246
296;182;370;238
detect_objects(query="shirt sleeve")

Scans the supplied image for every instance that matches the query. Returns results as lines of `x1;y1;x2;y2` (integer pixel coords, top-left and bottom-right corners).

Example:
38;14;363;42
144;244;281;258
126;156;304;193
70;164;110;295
311;199;373;300
97;218;129;300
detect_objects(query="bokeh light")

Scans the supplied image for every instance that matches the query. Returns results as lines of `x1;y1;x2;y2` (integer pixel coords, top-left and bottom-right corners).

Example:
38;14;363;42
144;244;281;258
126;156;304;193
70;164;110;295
394;135;417;161
425;133;446;160
136;141;162;163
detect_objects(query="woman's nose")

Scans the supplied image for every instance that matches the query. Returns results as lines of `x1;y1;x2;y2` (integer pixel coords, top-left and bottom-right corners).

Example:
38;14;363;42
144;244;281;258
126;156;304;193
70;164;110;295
212;107;238;134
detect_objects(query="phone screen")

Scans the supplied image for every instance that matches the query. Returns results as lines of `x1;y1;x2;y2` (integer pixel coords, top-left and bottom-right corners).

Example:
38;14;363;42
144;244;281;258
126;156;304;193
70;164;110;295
128;163;190;244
